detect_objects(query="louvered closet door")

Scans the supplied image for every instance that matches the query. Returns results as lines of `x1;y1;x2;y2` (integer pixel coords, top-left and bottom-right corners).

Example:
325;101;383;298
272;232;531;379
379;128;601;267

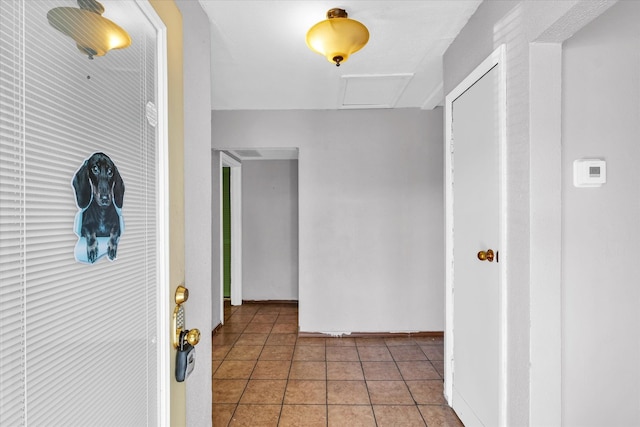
0;1;164;425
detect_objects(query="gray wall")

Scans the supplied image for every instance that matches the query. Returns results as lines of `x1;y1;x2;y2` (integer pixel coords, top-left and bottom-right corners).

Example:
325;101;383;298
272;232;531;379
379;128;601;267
562;2;640;425
176;1;213;425
212;108;445;333
242;160;299;301
444;1;616;425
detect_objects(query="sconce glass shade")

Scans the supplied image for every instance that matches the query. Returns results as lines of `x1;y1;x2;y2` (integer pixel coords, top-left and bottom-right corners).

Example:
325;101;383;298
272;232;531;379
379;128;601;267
306;9;369;66
47;1;131;59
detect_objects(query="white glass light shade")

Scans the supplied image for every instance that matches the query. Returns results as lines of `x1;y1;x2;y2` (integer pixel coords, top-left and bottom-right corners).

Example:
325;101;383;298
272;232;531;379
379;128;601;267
306;10;369;66
47;7;131;59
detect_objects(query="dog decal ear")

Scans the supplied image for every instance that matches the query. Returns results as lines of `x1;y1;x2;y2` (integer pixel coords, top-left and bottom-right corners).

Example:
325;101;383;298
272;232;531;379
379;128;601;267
112;164;125;209
72;159;92;209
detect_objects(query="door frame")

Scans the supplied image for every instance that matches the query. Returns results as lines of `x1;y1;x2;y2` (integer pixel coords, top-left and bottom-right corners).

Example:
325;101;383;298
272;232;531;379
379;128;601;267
444;44;507;426
134;1;170;425
219;152;243;310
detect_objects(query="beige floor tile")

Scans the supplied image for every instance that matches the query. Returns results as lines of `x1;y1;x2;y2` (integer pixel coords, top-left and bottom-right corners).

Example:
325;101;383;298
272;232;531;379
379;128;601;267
235;333;269;346
271;323;298;334
220;323;249;334
243;322;274;334
212;403;236;427
325;337;356;347
389;345;429;361
406;380;446;405
293;345;326;361
212;333;240;346
355;337;387;346
259;345;295;361
279;405;326;427
296;337;326;346
276;314;298;324
212;359;222;375
367;380;414;405
289;361;326;380
212;379;248;403
418;405;464;427
326;346;359;361
284;380;327;404
432;360;444;377
384;337;417;346
373;405;427;426
225;345;263;361
229;404;280;427
251;360;291;379
251;313;278;324
357;345;393;361
327;380;370;405
213;360;256;379
413;336;444;346
328;405;376;427
421;345;444;361
397;360;441;380
362;361;403;380
212;344;232;360
239;379;286;404
227;314;256;324
265;333;298;346
327;361;364;380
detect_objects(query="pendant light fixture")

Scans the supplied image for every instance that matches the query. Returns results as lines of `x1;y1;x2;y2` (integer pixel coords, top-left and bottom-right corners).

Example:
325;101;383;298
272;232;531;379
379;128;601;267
47;0;132;60
306;8;369;67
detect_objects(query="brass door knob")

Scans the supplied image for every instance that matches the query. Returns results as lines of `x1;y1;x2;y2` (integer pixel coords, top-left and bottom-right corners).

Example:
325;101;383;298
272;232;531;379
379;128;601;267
477;249;495;262
186;328;200;346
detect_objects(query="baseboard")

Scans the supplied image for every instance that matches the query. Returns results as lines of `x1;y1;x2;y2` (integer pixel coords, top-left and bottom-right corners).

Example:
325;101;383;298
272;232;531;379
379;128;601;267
298;331;444;338
212;322;223;336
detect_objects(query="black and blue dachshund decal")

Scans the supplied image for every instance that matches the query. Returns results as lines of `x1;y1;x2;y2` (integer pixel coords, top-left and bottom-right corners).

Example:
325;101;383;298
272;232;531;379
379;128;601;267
72;152;125;264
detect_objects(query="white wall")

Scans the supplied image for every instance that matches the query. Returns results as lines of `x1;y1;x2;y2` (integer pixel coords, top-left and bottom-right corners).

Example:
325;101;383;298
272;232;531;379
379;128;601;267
562;2;640;425
212;108;445;333
444;1;616;425
176;0;213;425
242;160;299;301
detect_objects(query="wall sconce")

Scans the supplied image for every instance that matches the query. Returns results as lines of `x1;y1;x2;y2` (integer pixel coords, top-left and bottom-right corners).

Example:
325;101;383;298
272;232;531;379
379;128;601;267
47;0;131;60
306;8;369;67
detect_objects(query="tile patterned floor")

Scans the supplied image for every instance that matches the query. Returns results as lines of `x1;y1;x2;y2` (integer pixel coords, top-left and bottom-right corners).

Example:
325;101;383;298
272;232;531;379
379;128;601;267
212;302;464;426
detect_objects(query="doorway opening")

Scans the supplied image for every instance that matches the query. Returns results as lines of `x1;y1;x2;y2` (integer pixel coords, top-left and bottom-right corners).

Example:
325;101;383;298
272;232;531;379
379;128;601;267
223;166;231;299
219;152;242;313
217;148;299;319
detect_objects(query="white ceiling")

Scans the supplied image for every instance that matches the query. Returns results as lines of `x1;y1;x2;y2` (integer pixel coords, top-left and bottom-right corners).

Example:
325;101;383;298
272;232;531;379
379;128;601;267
199;0;482;111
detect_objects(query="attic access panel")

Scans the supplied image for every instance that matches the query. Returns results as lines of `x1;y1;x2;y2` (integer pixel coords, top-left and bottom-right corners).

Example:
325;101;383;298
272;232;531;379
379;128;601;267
340;74;413;109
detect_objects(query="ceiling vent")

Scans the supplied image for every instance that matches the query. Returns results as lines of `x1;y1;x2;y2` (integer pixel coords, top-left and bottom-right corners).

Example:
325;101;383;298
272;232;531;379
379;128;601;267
340;74;414;109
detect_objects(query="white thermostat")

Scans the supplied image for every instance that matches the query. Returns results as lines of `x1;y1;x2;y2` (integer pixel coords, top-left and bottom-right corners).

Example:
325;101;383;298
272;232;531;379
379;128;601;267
573;159;606;187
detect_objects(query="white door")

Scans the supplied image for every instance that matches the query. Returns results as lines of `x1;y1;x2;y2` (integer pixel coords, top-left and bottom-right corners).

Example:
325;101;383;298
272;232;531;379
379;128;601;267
0;1;168;425
445;47;506;427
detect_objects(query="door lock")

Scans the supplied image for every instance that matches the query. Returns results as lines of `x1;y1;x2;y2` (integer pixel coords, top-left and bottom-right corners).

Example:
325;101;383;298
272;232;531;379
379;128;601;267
172;285;200;382
171;285;200;349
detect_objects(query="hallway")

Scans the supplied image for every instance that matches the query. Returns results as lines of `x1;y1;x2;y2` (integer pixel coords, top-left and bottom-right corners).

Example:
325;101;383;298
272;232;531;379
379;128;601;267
212;302;462;426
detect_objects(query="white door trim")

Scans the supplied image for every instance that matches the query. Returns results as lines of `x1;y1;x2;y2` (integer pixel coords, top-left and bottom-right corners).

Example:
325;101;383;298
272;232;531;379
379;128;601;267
444;44;508;426
134;1;169;425
219;152;243;310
